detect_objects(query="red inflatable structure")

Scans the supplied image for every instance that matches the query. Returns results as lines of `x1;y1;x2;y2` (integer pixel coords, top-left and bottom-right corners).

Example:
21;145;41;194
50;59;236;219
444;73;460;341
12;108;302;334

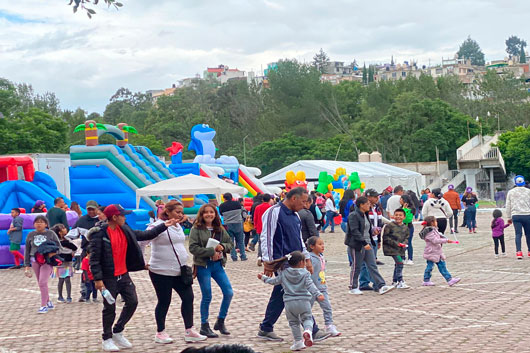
0;156;35;183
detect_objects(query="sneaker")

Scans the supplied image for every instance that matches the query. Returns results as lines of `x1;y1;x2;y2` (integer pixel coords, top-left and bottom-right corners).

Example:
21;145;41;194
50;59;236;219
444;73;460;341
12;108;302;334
57;297;66;303
313;330;331;342
85;299;91;304
448;277;461;286
379;285;395;295
257;329;283;341
517;251;523;259
241;257;248;261
396;281;410;289
66;297;72;303
38;306;48;314
359;286;373;291
78;297;86;302
349;288;363;295
92;298;99;303
102;338;120;352
405;259;414;265
527;251;530;257
422;281;435;286
326;324;341;337
184;327;207;342
46;301;54;310
112;332;132;349
495;254;499;259
502;253;507;257
455;229;459;233
249;243;256;251
376;260;385;265
290;340;305;351
303;329;313;347
155;331;173;344
257;258;262;267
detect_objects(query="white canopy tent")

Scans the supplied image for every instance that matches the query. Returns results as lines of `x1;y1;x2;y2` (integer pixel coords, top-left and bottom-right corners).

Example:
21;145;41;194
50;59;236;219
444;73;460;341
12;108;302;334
260;160;424;194
135;174;247;208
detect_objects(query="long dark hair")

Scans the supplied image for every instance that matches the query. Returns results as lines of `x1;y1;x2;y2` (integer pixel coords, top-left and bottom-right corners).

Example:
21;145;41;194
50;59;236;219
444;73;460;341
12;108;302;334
51;224;67;239
265;250;305;273
160;200;183;221
400;194;416;214
339;189;355;216
193;204;224;233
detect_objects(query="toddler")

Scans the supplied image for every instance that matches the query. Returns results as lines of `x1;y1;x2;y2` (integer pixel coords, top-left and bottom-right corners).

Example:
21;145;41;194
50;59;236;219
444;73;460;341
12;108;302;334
491;209;510;258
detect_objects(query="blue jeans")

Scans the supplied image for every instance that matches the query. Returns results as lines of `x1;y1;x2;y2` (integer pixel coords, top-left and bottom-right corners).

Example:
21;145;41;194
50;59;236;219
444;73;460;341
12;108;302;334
513;215;530;252
359;240;378;288
226;223;247;260
196;260;233;324
322;211;336;232
465;206;476;230
407;225;414;260
423;260;452;282
341;222;353;265
260;279;319;334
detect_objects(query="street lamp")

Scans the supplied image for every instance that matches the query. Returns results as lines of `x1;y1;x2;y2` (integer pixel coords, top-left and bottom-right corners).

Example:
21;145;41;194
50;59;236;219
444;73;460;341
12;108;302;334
243;135;249;165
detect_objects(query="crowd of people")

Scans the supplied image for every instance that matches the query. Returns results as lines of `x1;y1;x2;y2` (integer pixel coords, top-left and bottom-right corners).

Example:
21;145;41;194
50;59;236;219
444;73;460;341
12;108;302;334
5;174;530;352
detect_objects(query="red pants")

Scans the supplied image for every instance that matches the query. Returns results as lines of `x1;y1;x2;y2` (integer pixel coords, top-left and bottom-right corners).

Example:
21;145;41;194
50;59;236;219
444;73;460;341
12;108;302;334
10;250;24;266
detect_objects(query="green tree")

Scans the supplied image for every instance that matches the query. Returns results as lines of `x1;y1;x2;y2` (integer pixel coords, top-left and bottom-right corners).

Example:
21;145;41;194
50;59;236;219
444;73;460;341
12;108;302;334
497;126;530;176
520;45;527;63
312;48;330;74
0;78;20;116
457;36;485;66
68;0;123;18
505;35;527;58
362;64;367;85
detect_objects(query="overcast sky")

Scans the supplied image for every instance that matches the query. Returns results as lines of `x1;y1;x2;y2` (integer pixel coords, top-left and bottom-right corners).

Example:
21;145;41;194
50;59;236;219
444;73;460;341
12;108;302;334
1;0;529;113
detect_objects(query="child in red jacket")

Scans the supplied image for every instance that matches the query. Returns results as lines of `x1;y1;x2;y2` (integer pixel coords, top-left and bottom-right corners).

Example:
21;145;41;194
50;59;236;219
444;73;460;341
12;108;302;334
81;251;98;303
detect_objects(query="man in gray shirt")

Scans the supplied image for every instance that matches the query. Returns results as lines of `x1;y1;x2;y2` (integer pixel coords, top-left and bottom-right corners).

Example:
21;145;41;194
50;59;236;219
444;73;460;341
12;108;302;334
299;198;318;242
7;208;25;269
219;193;247;261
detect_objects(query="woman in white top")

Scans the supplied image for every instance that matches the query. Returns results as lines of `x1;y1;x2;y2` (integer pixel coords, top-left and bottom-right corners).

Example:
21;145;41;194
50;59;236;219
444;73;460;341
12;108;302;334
421;188;453;234
147;200;207;344
322;193;338;233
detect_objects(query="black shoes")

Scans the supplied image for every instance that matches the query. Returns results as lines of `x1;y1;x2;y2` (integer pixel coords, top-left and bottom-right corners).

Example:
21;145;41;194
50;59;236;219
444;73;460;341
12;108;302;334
200;323;218;338
213;318;230;335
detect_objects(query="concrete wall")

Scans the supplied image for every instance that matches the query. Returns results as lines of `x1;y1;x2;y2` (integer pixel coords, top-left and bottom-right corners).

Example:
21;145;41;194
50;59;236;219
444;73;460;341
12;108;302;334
388;161;448;176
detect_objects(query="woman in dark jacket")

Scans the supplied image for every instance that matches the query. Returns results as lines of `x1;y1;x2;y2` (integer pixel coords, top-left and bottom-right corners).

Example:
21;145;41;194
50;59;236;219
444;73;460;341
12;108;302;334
345;197;394;296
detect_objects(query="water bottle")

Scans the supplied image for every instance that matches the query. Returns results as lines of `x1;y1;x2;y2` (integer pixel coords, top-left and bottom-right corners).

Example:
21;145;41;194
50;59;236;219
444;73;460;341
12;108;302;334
101;288;115;304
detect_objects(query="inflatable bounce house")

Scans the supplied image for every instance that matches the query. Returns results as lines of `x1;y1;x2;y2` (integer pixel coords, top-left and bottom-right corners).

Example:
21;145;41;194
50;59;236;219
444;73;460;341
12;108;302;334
0;156;79;267
166;124;277;201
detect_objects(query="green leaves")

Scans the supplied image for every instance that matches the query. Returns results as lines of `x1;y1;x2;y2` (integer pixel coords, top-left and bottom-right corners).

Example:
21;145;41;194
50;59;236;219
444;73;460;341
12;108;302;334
457;36;485;66
73;124;86;132
497;127;530;176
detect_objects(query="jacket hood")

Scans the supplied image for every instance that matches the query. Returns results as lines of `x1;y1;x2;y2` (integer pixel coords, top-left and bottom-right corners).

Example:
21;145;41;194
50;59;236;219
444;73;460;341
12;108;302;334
419;226;436;240
283;267;307;284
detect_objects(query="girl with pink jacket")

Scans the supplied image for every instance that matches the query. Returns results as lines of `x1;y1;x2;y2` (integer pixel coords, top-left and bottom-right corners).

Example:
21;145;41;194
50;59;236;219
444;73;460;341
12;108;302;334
419;216;460;287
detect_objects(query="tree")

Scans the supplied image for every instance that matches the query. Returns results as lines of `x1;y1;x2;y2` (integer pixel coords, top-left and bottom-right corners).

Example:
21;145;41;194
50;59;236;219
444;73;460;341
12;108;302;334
505;35;527;58
457;36;485;66
362;64;367;85
0;78;20;116
520;45;527;63
68;0;123;18
497;126;530;176
312;48;330;74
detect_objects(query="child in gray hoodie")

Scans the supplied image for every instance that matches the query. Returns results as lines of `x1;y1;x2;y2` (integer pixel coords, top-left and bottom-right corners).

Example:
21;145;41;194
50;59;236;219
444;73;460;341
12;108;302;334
258;251;324;352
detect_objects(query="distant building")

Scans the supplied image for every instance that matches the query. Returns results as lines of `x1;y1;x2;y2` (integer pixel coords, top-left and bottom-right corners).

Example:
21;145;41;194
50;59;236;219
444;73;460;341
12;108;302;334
203;65;245;84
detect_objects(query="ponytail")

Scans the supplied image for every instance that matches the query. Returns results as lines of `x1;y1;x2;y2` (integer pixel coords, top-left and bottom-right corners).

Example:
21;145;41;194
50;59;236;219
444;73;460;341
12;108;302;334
265;250;305;272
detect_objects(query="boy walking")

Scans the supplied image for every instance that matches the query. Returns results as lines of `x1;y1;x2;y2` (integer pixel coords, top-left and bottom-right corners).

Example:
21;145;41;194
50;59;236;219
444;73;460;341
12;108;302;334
7;208;24;269
382;208;410;289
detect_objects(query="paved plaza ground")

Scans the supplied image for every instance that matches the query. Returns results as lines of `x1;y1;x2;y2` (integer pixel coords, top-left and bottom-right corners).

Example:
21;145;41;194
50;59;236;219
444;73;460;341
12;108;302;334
1;210;530;353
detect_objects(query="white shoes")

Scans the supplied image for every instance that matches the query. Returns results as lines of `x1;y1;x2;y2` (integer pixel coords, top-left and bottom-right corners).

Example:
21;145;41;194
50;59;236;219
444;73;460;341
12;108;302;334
184;327;207;342
396;281;410;289
326;324;341;337
379;285;395;295
405;259;414;265
112;333;132;349
290;340;306;351
349;288;363;295
102;339;120;352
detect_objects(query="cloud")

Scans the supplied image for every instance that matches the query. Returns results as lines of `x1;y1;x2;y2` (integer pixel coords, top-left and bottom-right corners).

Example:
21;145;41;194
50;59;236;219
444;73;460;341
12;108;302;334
0;0;528;113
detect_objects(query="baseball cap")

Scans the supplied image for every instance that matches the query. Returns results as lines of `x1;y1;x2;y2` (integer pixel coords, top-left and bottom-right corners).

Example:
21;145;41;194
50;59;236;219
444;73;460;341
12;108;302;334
365;188;379;197
103;204;132;219
432;188;443;199
86;200;99;209
466;187;473;193
385;186;393;193
447;184;454;190
515;175;526;187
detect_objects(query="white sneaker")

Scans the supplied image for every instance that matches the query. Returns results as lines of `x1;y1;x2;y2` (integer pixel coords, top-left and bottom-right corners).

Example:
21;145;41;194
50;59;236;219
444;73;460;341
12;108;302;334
102;339;120;352
349;288;363;295
396;281;410;289
326;324;341;337
184;327;207;342
495;254;499;259
291;340;305;351
155;331;173;344
303;329;313;347
112;333;132;349
405;259;414;265
290;340;306;351
379;285;395;295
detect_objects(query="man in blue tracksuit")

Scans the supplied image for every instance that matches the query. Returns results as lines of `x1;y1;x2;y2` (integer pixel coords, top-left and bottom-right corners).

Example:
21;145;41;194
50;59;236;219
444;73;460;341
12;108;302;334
257;187;330;342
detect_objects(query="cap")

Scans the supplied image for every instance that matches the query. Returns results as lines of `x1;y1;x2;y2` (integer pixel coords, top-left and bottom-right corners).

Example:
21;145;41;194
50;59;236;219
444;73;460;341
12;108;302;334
365;188;379;197
466;187;473;193
385;186;393;193
448;184;454;190
515;175;526;187
103;204;132;219
432;188;443;199
86;200;99;209
35;200;45;207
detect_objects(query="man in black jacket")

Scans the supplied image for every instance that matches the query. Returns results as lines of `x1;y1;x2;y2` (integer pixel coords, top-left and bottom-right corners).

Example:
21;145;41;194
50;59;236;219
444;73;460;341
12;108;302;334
345;197;394;296
90;204;177;352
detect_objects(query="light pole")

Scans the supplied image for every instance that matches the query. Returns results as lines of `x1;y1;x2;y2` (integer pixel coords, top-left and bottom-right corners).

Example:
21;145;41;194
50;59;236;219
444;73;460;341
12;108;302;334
243;135;249;165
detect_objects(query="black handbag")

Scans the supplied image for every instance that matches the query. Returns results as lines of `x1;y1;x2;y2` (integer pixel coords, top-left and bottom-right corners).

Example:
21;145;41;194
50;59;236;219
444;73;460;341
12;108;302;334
166;230;193;286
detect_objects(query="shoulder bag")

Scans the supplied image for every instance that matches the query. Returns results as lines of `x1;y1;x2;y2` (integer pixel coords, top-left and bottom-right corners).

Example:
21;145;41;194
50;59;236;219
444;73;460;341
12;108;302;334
166;230;193;286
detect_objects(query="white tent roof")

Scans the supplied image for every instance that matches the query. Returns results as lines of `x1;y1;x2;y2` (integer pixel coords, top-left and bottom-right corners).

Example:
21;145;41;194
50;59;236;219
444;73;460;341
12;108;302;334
135;174;246;208
260;160;424;194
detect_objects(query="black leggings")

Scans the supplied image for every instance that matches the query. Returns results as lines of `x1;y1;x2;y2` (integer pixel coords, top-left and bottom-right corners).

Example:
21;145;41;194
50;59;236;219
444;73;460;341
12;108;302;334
149;271;194;332
58;277;71;299
493;235;506;255
437;218;448;234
